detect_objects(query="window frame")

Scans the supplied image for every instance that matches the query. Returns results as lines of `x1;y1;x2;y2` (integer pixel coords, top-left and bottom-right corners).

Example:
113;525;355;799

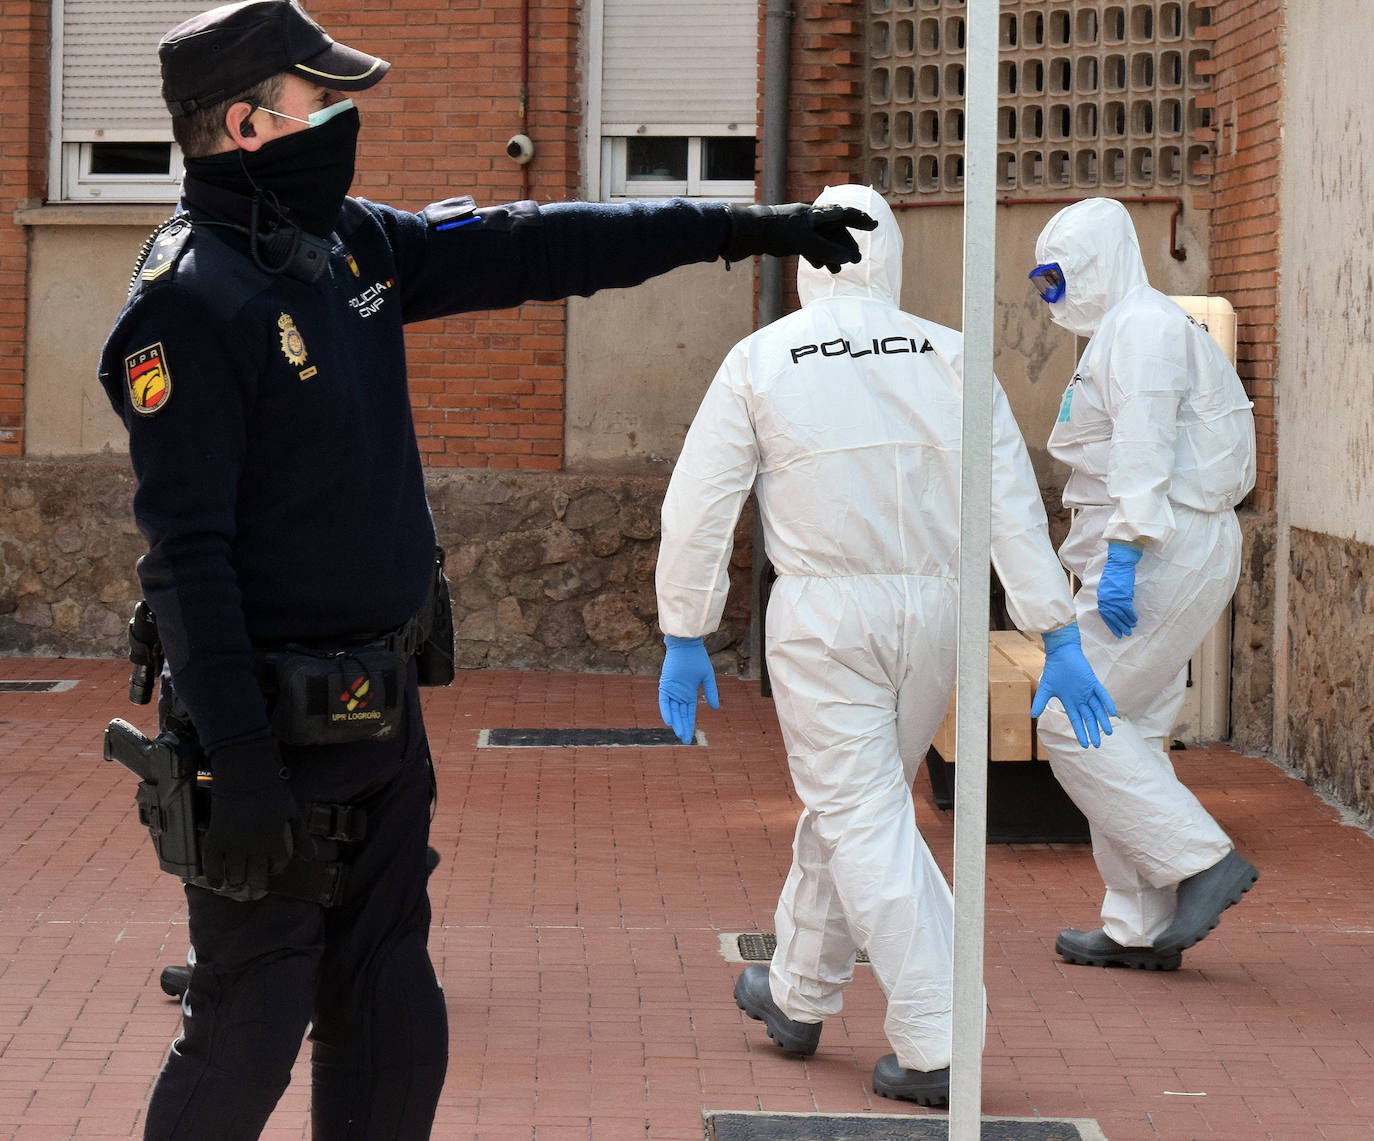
60;141;186;203
600;133;758;201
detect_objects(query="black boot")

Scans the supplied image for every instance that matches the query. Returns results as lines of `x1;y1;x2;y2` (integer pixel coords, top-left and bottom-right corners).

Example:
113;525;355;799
160;964;192;997
872;1054;950;1106
1056;927;1181;970
732;965;822;1056
1153;849;1258;954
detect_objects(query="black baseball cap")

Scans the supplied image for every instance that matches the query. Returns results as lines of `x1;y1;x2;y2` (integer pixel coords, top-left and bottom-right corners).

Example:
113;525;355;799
159;1;390;116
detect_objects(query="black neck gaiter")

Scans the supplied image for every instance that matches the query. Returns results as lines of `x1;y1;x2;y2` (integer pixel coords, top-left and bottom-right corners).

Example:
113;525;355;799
184;106;360;238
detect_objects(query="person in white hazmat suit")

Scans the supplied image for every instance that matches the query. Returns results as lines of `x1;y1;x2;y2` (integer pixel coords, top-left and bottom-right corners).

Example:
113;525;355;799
655;184;1116;1106
1028;197;1259;971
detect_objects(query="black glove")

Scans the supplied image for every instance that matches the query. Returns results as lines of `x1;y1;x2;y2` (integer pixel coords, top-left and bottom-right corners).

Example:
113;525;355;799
202;734;297;895
721;203;878;272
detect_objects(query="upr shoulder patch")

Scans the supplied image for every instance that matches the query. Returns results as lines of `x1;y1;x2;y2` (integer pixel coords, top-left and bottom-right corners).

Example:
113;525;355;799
125;343;172;415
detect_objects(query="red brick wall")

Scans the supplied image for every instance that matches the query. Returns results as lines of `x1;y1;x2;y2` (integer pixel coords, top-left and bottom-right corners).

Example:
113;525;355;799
0;2;48;458
1194;0;1282;511
789;1;867;200
778;0;868;312
315;0;582;469
0;1;580;468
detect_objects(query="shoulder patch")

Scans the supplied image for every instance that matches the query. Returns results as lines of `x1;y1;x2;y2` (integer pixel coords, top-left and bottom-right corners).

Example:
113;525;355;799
129;216;193;296
125;343;172;415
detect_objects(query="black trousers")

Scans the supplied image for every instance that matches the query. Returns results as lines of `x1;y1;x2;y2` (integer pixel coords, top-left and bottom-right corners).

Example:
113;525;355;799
143;676;448;1140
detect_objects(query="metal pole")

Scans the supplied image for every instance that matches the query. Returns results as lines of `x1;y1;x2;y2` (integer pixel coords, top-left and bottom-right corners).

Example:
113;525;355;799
950;0;997;1136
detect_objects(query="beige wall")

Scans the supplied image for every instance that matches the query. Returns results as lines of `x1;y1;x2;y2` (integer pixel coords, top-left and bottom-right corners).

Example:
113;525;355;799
1272;1;1374;806
564;260;757;472
1279;5;1374;546
20;209;168;457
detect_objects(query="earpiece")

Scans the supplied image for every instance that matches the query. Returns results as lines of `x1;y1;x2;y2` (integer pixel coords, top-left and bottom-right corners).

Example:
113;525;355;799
240;118;255;137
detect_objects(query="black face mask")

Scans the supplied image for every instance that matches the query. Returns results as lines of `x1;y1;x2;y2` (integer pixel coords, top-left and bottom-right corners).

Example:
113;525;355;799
184;106;360;238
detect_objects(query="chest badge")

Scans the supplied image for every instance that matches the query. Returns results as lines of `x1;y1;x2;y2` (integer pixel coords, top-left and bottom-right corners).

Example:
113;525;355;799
125;342;172;415
277;313;308;368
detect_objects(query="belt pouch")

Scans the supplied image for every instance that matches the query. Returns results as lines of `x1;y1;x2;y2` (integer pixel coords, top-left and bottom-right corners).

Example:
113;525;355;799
267;643;406;746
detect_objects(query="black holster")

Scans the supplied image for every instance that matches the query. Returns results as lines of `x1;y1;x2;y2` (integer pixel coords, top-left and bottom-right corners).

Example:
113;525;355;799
104;718;366;906
414;547;456;686
105;718;203;880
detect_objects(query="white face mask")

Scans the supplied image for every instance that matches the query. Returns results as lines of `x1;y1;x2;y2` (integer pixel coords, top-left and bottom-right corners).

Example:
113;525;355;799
255;98;355;129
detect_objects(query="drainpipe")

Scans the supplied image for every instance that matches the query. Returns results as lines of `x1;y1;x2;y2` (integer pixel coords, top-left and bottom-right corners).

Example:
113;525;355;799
751;0;793;688
758;0;793;323
519;0;531;201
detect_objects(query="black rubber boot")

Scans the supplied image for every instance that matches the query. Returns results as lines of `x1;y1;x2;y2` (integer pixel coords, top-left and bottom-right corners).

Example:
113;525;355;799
872;1054;950;1106
160;964;192;998
1056;927;1182;970
732;964;822;1056
1153;849;1258;954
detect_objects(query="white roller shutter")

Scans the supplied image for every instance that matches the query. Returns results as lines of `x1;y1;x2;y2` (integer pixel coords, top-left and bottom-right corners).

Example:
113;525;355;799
601;0;758;132
57;1;205;142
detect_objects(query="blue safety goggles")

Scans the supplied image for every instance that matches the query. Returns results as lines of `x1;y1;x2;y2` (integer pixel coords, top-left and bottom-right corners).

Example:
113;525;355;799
1028;261;1066;303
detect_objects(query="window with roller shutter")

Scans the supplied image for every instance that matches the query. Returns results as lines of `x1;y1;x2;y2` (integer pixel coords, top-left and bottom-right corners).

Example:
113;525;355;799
50;0;203;202
586;0;760;201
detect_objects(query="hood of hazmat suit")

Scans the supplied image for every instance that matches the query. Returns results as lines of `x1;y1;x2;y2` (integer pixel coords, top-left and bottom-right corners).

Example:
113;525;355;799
1033;196;1149;337
656;183;1074;640
1035;198;1257;546
796;183;904;308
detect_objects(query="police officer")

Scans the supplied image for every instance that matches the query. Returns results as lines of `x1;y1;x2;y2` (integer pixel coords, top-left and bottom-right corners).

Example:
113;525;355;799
99;3;876;1139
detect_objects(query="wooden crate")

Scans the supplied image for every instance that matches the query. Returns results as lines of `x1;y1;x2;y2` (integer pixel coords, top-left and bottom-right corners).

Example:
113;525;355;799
924;631;1090;842
930;630;1044;762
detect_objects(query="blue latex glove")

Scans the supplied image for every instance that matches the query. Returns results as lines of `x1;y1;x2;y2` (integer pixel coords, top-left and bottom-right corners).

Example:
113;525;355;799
658;635;720;744
1097;541;1143;638
1031;622;1118;749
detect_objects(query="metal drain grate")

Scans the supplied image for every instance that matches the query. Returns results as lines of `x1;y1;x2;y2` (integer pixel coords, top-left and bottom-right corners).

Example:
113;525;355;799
479;727;695;748
0;680;75;694
735;933;869;965
706;1112;1106;1141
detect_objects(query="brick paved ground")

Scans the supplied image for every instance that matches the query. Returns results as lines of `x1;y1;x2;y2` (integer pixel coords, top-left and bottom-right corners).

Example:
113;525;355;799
2;658;1372;1140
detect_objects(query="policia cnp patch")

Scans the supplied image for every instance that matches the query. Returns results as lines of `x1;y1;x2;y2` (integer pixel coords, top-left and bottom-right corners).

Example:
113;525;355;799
125;343;172;415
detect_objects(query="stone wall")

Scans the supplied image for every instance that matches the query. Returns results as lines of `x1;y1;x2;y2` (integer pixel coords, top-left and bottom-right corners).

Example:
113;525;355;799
1286;527;1374;818
0;459;1286;757
0;459;755;677
426;470;754;676
0;460;143;654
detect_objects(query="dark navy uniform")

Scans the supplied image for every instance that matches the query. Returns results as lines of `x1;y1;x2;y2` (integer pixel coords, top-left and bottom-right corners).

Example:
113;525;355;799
98;176;738;1139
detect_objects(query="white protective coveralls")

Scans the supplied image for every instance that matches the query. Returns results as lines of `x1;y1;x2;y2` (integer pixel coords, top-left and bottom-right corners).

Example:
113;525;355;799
656;184;1076;1071
1033;197;1256;947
